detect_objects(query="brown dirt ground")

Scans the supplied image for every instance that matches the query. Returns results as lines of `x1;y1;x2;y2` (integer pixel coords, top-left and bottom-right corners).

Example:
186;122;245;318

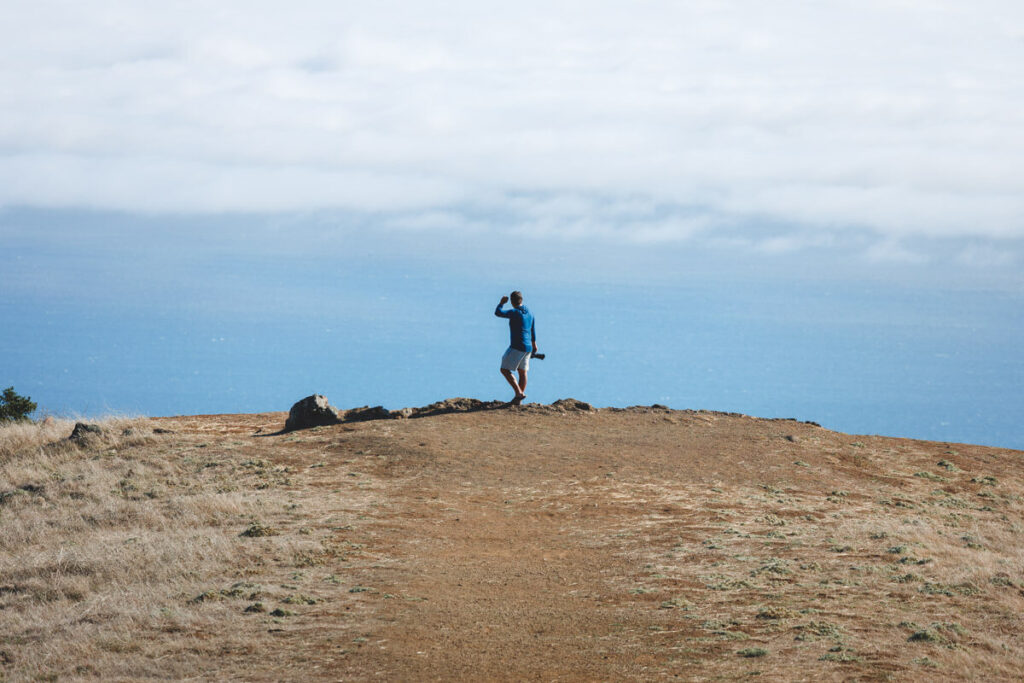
154;405;1024;681
5;403;1024;680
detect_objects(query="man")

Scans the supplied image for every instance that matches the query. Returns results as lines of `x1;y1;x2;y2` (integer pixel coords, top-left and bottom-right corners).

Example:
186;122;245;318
494;290;537;405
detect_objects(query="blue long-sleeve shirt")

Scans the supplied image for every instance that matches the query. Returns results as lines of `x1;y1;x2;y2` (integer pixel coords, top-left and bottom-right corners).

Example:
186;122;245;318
495;304;536;352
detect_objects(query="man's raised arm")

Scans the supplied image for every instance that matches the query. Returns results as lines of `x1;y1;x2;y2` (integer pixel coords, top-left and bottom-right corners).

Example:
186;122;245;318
494;295;511;318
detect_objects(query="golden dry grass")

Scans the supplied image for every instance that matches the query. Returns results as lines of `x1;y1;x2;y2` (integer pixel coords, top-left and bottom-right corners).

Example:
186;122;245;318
2;407;1023;681
0;414;373;680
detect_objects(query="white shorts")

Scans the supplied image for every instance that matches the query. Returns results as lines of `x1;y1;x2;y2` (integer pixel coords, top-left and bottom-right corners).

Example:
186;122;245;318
500;347;531;372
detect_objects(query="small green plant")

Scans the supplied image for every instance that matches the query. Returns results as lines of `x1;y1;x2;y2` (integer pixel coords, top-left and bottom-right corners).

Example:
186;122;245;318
756;606;797;620
757;514;786;527
912;656;940;668
819;650;860;662
920;582;980;597
0;386;36;422
737;647;768;658
990;574;1017;588
659;596;689;610
908;629;946;644
961;534;983;549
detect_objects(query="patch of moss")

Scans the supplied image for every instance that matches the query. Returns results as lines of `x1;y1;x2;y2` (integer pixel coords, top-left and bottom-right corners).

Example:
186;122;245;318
919;582;980;597
794;621;842;642
757;514;786;527
240;522;278;537
716;630;750;640
702;575;755;591
752;559;791;577
189;590;223;604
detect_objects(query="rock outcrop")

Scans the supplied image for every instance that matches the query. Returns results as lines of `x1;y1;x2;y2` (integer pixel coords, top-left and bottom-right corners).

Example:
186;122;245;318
280;395;629;431
341;405;394;422
284;395;341;431
69;422;102;441
550;398;593;412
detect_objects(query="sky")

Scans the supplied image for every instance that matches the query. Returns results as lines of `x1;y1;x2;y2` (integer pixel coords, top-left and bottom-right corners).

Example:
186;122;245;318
2;1;1023;447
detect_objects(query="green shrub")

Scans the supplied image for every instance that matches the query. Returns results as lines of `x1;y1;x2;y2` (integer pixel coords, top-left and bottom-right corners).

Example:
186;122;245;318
0;386;37;422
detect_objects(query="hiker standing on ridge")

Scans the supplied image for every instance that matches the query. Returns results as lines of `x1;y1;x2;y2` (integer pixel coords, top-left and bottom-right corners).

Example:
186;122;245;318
494;291;537;405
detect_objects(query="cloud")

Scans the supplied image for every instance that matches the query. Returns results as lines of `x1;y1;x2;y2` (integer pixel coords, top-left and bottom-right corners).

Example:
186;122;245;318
1;1;1023;246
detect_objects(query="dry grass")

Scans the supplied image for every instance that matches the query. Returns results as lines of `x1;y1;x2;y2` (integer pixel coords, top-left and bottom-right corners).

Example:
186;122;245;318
0;415;376;680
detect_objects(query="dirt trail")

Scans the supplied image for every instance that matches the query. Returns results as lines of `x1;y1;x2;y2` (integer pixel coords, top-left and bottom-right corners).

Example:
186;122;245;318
326;411;698;680
290;409;861;680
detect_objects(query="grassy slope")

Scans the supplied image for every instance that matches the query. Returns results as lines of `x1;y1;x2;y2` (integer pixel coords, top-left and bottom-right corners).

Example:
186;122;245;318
1;406;1022;681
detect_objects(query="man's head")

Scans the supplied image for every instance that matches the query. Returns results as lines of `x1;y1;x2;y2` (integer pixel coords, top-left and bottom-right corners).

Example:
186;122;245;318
510;291;523;306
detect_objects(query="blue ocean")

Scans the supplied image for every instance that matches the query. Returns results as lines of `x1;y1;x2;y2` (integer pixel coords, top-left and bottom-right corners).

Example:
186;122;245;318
3;209;1022;450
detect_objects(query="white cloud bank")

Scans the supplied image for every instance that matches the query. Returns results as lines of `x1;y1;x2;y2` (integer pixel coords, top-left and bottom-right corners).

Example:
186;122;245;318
1;0;1023;245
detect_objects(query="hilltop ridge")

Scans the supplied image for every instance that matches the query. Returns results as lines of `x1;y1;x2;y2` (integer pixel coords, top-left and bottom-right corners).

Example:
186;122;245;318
1;404;1022;680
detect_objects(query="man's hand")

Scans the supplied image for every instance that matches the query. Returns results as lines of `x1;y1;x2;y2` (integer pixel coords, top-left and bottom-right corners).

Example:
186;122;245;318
500;295;509;305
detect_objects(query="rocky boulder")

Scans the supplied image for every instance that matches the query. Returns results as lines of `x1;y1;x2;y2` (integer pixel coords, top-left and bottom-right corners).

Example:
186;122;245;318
551;398;593;412
341;405;394;423
69;422;103;441
284;395;341;431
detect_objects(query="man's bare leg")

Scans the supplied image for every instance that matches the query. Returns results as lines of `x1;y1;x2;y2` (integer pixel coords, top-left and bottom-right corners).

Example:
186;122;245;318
517;369;527;396
501;369;525;400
